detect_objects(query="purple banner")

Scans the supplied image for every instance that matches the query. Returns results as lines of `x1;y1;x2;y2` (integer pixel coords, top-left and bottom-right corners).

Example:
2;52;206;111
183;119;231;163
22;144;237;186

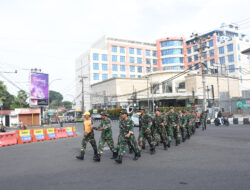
30;73;49;100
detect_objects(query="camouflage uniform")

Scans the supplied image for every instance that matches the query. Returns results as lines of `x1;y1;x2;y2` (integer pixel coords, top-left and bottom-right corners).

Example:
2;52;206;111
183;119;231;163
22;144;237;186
166;110;181;146
179;111;187;142
117;116;140;157
153;113;168;149
201;111;208;130
138;111;155;153
191;111;196;134
186;111;193;138
96;117;116;155
81;131;98;154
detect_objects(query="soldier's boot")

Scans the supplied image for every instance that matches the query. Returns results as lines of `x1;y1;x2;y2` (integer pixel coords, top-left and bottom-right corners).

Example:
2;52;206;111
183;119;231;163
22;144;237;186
167;141;171;148
175;139;180;146
76;151;84;160
150;148;156;155
164;143;168;150
110;151;118;159
93;150;100;162
156;141;159;146
182;137;185;142
133;152;139;160
142;143;146;150
129;147;133;154
115;155;122;164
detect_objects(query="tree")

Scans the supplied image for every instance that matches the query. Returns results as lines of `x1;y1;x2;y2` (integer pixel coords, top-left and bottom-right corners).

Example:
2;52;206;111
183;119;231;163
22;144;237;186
16;90;29;108
0;81;15;109
49;90;63;108
62;101;72;109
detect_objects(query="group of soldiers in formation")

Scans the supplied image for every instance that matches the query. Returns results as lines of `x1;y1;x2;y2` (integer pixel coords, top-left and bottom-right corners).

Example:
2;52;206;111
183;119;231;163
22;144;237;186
76;106;208;164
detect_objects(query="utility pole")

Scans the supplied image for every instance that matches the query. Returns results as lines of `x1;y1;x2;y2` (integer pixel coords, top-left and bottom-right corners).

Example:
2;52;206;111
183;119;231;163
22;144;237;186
226;66;232;113
216;64;220;107
191;33;210;112
150;63;155;114
79;75;88;112
103;91;108;110
147;76;149;110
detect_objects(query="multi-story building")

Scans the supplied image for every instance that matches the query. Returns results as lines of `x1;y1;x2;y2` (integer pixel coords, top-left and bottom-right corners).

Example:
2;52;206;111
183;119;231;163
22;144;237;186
76;24;250;111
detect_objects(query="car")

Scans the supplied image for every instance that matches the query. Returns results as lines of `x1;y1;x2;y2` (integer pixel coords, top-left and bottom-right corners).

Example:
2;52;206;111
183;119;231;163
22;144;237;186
131;113;140;127
91;113;102;120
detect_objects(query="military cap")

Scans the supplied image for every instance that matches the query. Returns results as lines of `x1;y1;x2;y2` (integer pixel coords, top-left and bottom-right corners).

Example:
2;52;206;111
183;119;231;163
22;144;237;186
155;108;161;112
100;111;108;116
121;109;128;115
140;106;146;110
169;106;174;109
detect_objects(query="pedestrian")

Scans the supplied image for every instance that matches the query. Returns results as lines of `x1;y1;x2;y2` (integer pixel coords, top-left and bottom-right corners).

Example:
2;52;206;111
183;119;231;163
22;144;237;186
93;112;118;162
166;106;181;146
138;106;156;154
153;109;168;150
76;112;98;161
115;110;140;164
178;109;187;142
201;110;208;130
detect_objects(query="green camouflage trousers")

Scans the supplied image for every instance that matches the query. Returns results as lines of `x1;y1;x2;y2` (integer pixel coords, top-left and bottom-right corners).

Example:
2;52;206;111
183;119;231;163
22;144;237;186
154;127;167;145
180;126;187;140
173;126;181;142
138;129;155;151
117;134;139;156
152;127;160;145
81;132;97;154
166;125;173;143
201;119;207;130
97;135;116;154
186;123;192;137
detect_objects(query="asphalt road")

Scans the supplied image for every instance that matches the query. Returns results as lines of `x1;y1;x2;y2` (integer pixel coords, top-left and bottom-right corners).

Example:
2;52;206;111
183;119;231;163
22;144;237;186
1;122;250;190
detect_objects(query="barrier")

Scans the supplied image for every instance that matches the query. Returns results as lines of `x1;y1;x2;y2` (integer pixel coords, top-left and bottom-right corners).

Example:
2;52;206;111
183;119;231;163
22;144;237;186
65;127;74;137
233;118;239;125
55;128;68;138
32;129;45;142
243;118;250;125
45;128;57;140
0;131;17;147
17;130;32;144
72;127;77;136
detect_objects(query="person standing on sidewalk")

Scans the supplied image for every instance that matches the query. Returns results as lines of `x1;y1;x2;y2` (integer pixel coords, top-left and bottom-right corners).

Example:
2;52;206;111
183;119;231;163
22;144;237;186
76;112;98;161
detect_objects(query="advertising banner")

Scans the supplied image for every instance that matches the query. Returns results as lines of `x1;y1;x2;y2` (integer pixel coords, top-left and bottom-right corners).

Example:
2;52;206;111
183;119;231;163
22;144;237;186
66;127;74;136
19;130;32;141
237;100;250;108
30;72;49;100
33;129;45;140
46;128;56;138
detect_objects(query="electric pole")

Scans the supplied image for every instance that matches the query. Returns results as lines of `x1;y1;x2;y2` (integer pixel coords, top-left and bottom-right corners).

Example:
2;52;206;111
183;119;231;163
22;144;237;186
79;75;88;112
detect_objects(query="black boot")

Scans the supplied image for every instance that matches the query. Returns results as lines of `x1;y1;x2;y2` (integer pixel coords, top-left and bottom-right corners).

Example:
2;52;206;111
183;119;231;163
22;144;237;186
142;144;146;150
167;142;171;148
93;153;101;162
115;155;122;164
150;148;155;155
111;151;118;159
76;151;84;160
164;144;168;150
175;140;179;146
133;152;139;160
129;147;133;154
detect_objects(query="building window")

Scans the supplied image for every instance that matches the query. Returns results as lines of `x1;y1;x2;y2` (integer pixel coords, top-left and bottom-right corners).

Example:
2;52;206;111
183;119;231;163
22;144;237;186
93;63;99;70
120;47;125;53
112;64;118;71
193;45;198;52
153;67;158;71
204;61;207;67
138;75;141;78
130;66;135;72
102;64;108;71
120;56;125;62
137;66;142;73
188;65;193;70
130;75;135;78
93;73;99;80
137;49;142;55
238;55;241;61
146;67;151;73
228;54;234;63
187;48;192;54
161;40;182;47
102;74;108;80
129;48;134;54
130;57;134;63
219;46;224;54
112;55;117;62
161;49;183;56
209;49;215;57
120;65;126;72
195;64;199;70
153;59;157;65
120;74;126;78
102;54;108;61
188;56;192;63
153;51;157;57
162;57;184;64
194;54;198;61
112;46;117;52
137;57;142;64
237;44;240;51
146;58;151;64
219;57;225;64
227;44;233;52
146;50;151;56
93;53;99;60
239;66;242;73
210;59;215;66
209;40;214;47
229;65;235;73
112;74;118;78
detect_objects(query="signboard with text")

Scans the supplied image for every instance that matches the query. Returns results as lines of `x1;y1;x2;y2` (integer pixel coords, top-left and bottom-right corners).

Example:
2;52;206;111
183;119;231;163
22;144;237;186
237;100;250;108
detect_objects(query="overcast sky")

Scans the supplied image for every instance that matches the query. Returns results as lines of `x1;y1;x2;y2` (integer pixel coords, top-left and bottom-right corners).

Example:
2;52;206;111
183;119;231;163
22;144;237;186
0;0;250;102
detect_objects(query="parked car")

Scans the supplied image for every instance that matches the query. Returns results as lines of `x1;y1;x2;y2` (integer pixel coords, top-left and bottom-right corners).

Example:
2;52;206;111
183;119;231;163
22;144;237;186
131;113;140;127
91;113;102;120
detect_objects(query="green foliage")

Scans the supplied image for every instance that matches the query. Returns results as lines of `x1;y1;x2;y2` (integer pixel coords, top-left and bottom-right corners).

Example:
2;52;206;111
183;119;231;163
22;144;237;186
0;81;15;109
62;101;72;109
159;107;192;112
49;90;63;108
89;108;122;117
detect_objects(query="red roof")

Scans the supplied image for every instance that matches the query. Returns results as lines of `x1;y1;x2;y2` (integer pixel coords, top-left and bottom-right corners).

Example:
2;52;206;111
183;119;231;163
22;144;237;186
0;110;11;115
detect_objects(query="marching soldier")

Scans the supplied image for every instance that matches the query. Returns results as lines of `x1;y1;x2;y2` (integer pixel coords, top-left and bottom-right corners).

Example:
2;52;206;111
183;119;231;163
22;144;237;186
186;110;192;139
115;110;140;164
93;112;117;162
138;106;156;154
76;112;98;161
178;109;187;142
166;106;181;146
201;110;208;130
153;109;168;150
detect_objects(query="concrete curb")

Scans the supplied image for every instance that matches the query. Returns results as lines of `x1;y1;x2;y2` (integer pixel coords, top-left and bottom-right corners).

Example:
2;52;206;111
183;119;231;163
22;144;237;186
208;117;250;125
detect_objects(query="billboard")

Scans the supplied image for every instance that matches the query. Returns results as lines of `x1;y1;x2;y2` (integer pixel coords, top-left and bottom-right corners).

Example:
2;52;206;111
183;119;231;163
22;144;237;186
30;73;49;106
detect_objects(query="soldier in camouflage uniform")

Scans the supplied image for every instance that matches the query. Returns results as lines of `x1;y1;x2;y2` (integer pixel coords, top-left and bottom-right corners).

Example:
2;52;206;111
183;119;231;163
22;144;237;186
178;109;187;142
94;112;117;161
115;110;140;164
191;110;196;134
138;106;156;154
153;109;168;150
166;106;181;146
201;110;208;131
76;112;98;161
186;110;192;139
